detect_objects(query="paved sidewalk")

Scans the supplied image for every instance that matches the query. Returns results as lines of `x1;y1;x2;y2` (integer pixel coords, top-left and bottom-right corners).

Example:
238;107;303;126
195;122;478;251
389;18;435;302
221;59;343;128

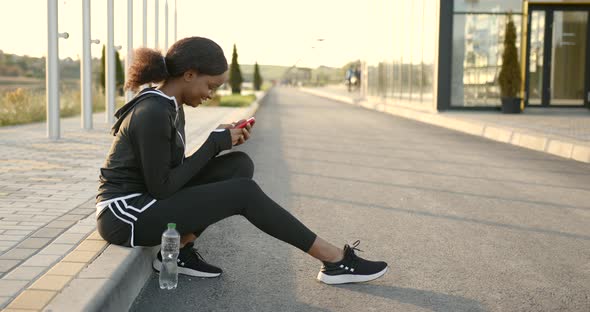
0;113;112;309
0;92;263;310
302;85;590;163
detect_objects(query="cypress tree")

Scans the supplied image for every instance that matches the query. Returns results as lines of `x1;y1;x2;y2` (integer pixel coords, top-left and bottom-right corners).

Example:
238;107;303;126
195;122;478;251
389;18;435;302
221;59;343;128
498;13;521;98
229;44;243;94
253;62;263;91
100;45;105;90
115;50;124;95
100;45;125;95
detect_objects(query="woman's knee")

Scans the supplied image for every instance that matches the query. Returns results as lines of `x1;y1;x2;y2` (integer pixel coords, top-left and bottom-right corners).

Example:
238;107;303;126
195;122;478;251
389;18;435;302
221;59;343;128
227;151;254;178
233;176;258;189
230;178;266;215
231;177;263;200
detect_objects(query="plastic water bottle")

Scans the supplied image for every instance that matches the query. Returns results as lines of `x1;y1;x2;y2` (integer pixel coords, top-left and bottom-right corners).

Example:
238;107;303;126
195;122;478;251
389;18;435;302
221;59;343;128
159;223;180;290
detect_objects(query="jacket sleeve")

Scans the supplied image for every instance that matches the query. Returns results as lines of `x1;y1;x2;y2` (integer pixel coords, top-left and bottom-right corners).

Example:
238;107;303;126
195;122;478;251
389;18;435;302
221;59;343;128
129;102;232;199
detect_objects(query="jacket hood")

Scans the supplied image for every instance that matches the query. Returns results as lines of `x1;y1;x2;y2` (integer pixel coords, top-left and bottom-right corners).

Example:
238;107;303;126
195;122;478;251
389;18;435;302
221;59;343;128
110;88;173;136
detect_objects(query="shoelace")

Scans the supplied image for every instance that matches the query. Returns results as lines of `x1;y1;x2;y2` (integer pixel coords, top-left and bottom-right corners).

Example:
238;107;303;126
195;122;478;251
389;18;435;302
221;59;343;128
174;244;207;265
340;240;363;272
189;247;206;262
349;240;363;253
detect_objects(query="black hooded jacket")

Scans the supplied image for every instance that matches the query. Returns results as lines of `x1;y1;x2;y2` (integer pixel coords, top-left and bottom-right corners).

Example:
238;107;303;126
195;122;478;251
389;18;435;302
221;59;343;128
96;88;232;204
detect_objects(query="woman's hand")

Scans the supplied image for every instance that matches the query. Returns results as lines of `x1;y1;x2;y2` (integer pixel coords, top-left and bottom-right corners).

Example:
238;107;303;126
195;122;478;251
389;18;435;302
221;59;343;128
230;128;250;146
216;123;234;129
220;119;254;146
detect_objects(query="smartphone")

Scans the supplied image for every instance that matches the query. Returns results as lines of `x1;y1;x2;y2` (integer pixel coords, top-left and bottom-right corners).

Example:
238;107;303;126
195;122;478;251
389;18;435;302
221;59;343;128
235;117;256;129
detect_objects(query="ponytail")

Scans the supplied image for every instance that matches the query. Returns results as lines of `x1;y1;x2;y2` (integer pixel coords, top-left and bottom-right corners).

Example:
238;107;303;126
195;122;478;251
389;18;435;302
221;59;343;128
124;48;169;92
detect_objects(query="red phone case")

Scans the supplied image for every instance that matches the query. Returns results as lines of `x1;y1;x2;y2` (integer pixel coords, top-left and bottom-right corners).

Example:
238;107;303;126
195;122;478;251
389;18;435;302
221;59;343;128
236;117;255;129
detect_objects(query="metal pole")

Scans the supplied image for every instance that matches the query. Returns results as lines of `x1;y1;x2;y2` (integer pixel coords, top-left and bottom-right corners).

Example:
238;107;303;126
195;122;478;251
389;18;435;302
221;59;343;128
126;0;134;102
165;0;168;51
81;0;92;130
174;0;177;42
106;0;115;124
47;0;60;140
143;0;147;47
155;0;159;49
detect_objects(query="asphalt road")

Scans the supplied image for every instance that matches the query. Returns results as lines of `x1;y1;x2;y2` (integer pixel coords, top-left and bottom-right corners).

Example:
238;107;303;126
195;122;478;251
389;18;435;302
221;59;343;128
131;87;590;312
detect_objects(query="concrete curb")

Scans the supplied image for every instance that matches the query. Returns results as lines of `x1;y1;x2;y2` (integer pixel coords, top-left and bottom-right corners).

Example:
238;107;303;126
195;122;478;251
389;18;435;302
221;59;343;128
43;244;157;312
300;87;590;164
40;90;270;312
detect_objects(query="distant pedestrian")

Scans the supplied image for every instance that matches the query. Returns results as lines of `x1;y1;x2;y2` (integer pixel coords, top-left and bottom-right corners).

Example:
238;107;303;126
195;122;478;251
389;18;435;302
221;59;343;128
346;66;354;92
95;36;388;285
354;65;361;90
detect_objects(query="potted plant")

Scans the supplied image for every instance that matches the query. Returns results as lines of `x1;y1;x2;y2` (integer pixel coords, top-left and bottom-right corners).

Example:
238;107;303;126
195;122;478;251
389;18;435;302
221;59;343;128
498;13;522;114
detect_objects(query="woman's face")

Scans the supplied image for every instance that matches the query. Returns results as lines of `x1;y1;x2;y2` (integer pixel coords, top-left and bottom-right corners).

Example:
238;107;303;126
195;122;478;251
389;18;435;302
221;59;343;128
182;70;228;107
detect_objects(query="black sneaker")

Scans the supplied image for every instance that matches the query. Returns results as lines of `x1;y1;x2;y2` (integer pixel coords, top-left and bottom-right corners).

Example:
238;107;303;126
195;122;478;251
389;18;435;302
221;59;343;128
153;242;222;278
317;240;388;285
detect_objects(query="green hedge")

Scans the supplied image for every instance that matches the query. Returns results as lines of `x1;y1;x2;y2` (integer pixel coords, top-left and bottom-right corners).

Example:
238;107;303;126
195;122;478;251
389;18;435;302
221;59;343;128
219;94;256;107
201;94;256;107
0;87;124;127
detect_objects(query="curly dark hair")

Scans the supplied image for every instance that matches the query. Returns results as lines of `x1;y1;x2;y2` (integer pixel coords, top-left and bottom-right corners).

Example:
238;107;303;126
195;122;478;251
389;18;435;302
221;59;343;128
125;37;228;92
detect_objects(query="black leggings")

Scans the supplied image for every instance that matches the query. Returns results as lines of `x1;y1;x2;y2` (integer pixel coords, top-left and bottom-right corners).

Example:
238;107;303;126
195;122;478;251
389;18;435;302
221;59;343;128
97;151;317;253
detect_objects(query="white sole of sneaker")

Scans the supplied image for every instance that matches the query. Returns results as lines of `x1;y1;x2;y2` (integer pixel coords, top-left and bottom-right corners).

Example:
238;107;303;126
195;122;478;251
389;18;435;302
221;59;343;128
316;266;388;285
152;259;222;278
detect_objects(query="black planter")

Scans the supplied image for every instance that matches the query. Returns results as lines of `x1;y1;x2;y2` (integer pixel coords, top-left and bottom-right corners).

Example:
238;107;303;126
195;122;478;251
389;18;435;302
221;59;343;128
501;97;521;114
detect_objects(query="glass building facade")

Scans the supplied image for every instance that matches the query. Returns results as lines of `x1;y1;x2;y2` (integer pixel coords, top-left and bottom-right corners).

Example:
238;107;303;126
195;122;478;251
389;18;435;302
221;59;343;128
451;1;523;107
365;0;439;112
364;0;590;111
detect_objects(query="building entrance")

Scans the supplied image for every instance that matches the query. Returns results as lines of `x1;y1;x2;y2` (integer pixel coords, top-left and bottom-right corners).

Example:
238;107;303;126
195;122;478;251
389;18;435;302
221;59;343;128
525;4;590;108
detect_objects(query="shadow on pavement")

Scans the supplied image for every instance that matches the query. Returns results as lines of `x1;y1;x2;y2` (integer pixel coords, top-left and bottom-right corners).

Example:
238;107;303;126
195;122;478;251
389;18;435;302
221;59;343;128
337;284;486;312
290;171;590;213
292;193;590;241
284;143;590;177
284;155;590;192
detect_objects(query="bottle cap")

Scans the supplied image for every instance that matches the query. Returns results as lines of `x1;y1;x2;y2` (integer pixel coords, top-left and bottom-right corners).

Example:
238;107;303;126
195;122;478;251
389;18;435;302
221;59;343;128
167;223;176;229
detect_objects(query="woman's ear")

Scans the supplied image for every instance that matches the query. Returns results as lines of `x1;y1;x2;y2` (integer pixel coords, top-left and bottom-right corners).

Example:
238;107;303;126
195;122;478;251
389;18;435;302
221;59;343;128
183;70;199;82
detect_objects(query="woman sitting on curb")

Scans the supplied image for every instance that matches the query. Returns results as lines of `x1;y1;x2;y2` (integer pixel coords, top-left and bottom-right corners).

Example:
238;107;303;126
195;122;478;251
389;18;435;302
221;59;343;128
95;36;387;285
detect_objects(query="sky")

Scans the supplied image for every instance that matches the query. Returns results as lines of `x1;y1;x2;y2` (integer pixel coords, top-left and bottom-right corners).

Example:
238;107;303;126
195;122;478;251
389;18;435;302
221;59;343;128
0;0;372;68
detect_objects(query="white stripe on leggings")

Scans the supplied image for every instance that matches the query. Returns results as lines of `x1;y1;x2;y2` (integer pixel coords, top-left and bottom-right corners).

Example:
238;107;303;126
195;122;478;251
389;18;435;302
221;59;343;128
108;203;137;247
113;201;138;221
96;193;142;216
121;198;157;213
